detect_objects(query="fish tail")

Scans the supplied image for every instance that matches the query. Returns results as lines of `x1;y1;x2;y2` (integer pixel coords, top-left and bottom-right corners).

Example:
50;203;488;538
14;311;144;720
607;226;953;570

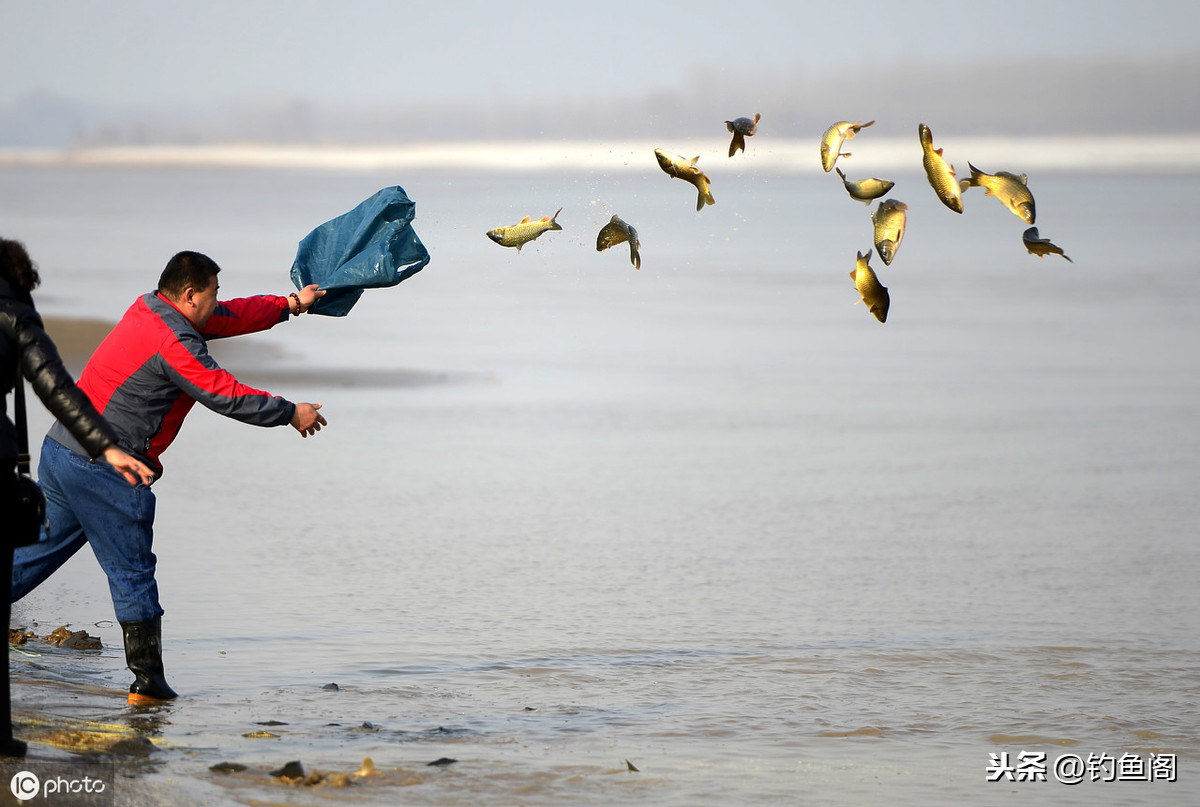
964;162;983;189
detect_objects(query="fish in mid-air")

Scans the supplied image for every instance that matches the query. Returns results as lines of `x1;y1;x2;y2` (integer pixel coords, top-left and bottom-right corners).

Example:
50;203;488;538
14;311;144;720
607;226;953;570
1022;227;1073;262
596;215;642;269
849;249;889;323
725;113;761;157
918;123;963;214
486;208;563;251
871;199;908;266
835;167;895;204
654;149;715;211
820;119;874;172
960;163;1036;224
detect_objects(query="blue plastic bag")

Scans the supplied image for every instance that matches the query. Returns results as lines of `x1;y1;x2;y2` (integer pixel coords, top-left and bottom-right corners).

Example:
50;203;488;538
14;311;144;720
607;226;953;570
290;185;430;317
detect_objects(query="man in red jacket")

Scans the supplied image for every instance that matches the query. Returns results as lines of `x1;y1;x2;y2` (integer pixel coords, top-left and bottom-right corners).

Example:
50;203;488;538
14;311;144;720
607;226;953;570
11;250;328;703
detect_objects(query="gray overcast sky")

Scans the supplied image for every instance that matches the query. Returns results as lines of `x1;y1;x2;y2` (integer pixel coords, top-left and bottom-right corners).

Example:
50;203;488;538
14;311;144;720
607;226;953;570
4;0;1199;110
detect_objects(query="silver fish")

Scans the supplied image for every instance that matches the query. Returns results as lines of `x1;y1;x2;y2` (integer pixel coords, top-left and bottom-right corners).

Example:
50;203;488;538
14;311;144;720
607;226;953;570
961;163;1036;224
820;119;874;172
1022;227;1072;262
835;167;895;205
871;199;908;266
918;123;962;214
725;113;760;157
486;208;563;251
654;149;715;211
596;215;642;270
849;249;889;323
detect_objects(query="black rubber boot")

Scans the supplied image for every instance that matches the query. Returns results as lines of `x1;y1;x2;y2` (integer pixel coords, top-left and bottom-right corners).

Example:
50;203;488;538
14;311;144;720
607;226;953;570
120;618;178;705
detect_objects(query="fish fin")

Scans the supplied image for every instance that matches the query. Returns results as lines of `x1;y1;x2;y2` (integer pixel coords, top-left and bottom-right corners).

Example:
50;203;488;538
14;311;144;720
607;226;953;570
728;134;743;157
689;155;701;165
1062;254;1073;263
519;216;531;224
849;269;858;281
725;121;735;133
515;243;522;252
835;167;846;181
631;244;641;270
958;178;971;193
1019;174;1029;185
552;207;562;221
859;120;875;130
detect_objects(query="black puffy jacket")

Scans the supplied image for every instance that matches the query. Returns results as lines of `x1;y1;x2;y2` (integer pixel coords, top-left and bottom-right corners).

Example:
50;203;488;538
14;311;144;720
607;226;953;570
0;276;117;466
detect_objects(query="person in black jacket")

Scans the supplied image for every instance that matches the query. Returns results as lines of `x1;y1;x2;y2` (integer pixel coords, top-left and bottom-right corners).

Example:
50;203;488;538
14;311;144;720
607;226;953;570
0;237;154;757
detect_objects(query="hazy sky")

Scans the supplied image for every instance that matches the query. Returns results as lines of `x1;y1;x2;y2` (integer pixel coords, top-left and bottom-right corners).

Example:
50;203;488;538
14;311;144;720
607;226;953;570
4;0;1199;111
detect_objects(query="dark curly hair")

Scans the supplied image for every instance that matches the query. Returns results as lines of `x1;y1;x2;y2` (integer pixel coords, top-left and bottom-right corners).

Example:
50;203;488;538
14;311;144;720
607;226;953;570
0;237;42;294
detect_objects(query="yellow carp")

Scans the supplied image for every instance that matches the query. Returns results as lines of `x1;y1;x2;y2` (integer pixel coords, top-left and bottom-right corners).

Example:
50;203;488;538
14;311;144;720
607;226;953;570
820;119;874;172
918;123;962;213
871;199;908;266
961;163;1036;224
596;215;642;269
486;208;563;251
725;113;760;157
849;249;889;323
835;167;894;205
654;149;715;211
1022;227;1072;262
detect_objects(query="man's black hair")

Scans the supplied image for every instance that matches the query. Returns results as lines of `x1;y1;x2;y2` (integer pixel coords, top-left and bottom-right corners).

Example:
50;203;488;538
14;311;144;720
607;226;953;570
157;251;220;299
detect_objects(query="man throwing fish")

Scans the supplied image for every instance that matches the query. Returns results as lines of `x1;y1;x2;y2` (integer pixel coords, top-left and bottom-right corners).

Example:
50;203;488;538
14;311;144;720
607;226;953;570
11;251;328;704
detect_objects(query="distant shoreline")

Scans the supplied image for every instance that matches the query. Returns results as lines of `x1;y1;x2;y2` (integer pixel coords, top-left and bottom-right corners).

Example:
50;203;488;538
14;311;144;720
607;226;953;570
4;135;1200;173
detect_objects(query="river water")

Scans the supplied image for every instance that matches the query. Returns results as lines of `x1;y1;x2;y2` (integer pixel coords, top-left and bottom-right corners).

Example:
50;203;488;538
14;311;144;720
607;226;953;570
3;141;1198;805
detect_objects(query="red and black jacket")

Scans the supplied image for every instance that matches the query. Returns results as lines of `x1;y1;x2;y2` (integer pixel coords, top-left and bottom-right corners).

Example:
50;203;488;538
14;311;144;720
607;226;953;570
48;291;296;478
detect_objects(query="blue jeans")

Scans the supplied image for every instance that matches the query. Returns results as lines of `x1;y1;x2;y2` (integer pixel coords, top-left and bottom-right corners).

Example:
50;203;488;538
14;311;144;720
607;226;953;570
11;437;162;622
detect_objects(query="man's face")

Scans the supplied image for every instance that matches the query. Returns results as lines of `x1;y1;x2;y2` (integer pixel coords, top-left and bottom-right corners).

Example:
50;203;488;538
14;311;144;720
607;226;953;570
185;276;219;329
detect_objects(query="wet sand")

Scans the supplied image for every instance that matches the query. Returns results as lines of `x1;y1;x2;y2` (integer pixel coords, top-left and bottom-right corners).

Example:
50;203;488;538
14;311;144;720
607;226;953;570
40;316;113;376
40;315;465;389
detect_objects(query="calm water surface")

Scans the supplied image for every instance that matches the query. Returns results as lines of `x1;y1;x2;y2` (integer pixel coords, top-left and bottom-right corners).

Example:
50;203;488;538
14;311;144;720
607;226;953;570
3;158;1198;805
